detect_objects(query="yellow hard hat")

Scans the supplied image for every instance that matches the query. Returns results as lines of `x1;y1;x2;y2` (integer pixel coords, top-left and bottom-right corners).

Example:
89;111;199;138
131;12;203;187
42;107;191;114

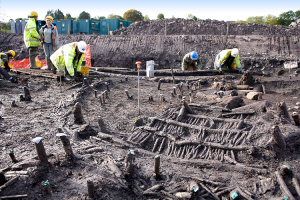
45;16;53;21
30;11;38;17
8;50;15;58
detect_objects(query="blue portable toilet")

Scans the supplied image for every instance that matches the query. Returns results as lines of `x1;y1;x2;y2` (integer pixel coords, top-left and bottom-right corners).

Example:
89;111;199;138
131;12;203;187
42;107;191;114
56;20;73;34
10;20;16;33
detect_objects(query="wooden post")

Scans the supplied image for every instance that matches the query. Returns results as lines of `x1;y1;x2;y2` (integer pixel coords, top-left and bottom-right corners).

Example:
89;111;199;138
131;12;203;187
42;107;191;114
73;102;84;124
292;112;300;126
32;137;48;163
87;178;94;198
270;125;286;149
94;90;97;98
157;79;162;90
173;87;177;95
83;78;89;86
97;116;106;132
56;133;74;158
105;82;110;92
0;171;6;185
7;149;18;163
154;155;160;179
42;180;52;194
125;151;134;176
183;100;194;114
24;86;31;101
276;100;291;122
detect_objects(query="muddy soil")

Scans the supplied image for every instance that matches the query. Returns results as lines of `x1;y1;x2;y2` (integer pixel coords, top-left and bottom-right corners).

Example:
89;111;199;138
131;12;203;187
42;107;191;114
1;67;300;199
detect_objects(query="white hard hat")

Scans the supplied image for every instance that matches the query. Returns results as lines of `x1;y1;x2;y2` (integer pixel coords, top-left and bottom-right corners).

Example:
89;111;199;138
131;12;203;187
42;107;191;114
77;41;87;53
231;48;239;57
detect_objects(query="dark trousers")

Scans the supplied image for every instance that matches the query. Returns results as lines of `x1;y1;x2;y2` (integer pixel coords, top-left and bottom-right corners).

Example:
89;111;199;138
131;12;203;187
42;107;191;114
0;67;11;80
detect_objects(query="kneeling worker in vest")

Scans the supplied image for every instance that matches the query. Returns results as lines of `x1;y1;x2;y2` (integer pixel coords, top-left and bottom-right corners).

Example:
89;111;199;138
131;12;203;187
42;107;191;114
23;11;41;69
214;48;241;71
181;51;202;71
50;41;86;81
0;50;18;83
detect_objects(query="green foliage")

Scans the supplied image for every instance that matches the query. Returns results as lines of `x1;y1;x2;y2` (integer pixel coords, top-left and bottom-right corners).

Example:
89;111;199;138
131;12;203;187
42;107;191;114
296;10;300;19
187;13;197;20
144;15;150;21
64;14;74;20
157;13;164;19
54;9;64;20
107;14;123;19
45;10;55;19
123;9;143;22
235;20;246;23
246;16;265;24
78;11;91;20
0;21;11;33
99;16;106;19
278;10;295;26
265;14;278;25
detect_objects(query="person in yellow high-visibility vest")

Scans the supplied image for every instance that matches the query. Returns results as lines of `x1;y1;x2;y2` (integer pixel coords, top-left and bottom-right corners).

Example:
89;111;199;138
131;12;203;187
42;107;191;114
50;41;86;81
23;11;41;69
0;50;18;83
214;48;241;71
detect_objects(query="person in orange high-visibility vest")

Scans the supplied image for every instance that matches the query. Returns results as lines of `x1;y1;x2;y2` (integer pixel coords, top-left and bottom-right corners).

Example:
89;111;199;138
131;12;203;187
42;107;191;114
39;16;59;71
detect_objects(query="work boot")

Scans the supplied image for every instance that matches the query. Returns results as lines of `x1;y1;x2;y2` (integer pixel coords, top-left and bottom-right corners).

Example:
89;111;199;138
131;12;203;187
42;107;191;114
29;55;40;69
46;59;51;70
64;74;73;82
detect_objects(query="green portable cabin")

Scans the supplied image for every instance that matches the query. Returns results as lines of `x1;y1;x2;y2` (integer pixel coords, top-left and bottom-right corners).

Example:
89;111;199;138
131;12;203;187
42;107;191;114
56;20;73;34
100;19;133;35
72;20;100;34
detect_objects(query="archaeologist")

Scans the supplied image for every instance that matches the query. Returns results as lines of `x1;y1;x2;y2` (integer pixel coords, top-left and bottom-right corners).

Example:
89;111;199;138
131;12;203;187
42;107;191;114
0;50;18;83
214;48;241;71
23;11;41;69
50;41;86;81
181;51;202;71
39;16;59;71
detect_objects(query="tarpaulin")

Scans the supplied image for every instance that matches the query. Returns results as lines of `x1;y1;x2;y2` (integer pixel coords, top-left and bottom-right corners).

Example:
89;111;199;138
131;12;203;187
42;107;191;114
8;43;92;69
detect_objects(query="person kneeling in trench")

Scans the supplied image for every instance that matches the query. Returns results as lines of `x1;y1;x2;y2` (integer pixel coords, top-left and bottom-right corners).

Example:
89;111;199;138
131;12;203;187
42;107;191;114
0;50;18;83
214;48;242;72
50;41;86;82
181;51;202;71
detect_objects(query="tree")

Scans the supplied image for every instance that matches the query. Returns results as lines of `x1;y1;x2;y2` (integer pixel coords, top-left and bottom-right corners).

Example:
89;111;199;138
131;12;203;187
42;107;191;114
187;13;197;20
157;13;164;19
45;10;55;18
246;16;265;24
64;13;74;20
99;16;106;19
144;15;150;21
295;10;300;19
235;20;246;23
107;14;123;19
54;9;64;20
265;14;278;25
123;9;143;22
278;10;295;26
78;11;91;20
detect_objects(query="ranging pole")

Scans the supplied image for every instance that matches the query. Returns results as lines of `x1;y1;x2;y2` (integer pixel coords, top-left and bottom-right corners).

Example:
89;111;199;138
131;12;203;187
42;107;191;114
136;61;141;115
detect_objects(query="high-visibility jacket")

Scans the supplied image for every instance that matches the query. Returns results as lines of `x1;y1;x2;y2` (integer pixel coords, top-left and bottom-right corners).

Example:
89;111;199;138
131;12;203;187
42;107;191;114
0;52;9;69
214;49;241;71
181;52;202;71
50;42;84;76
24;18;41;48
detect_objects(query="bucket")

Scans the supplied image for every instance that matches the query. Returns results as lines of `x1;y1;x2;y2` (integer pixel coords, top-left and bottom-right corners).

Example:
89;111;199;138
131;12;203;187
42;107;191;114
36;61;41;68
80;66;90;76
8;63;12;68
146;60;154;78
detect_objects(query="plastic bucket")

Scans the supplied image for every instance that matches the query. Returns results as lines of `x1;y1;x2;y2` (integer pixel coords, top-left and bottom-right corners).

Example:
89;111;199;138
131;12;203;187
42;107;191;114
36;61;41;67
8;63;12;68
80;66;90;76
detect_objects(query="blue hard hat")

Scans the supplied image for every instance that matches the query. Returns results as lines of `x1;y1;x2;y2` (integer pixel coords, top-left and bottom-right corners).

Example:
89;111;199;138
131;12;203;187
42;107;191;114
191;51;198;60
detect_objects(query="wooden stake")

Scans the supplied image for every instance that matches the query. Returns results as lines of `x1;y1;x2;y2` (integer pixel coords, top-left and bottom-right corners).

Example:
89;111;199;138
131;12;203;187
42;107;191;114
275;171;296;200
56;133;74;158
7;150;18;163
0;171;6;185
83;78;89;86
276;100;291;122
270;125;286;149
157;79;162;90
87;178;94;198
32;137;48;163
154;155;160;179
173;87;177;95
42;180;52;194
73;102;84;124
105;82;110;92
23;86;31;101
292;112;300;126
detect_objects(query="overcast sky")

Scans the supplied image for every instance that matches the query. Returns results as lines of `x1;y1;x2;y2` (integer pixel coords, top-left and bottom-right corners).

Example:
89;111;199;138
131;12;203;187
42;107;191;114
0;0;299;22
